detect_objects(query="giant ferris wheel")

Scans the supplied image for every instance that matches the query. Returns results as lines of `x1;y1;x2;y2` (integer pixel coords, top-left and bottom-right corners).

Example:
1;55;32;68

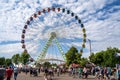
21;7;87;63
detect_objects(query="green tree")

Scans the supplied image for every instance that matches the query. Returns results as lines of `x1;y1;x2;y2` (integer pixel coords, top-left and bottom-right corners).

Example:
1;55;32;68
80;58;88;66
65;46;81;66
104;47;120;67
43;62;51;67
51;63;57;67
90;47;120;67
89;53;95;63
12;54;20;64
20;51;30;65
5;58;12;66
0;57;5;65
76;52;82;64
96;52;104;66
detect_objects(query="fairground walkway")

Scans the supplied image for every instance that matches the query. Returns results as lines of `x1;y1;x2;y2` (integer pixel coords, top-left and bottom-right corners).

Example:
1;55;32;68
11;72;95;80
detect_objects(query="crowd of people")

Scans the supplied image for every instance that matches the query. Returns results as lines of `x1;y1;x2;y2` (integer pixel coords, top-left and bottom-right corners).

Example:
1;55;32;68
21;66;120;80
0;65;120;80
42;67;67;80
0;65;19;80
68;66;120;80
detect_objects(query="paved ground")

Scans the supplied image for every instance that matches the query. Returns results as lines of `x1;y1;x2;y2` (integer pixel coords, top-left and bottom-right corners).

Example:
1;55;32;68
11;72;95;80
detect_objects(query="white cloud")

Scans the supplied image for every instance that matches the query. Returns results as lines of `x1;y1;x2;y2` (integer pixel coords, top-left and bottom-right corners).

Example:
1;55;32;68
0;43;23;58
40;0;52;8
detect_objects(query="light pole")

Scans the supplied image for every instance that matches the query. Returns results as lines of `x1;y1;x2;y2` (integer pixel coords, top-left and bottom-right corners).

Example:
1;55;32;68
88;39;92;56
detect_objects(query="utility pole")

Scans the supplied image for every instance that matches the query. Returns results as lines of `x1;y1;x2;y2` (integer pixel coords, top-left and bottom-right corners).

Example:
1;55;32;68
88;39;92;56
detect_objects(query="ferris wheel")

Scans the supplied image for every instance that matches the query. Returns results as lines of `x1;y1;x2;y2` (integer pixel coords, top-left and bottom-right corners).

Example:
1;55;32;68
21;7;87;63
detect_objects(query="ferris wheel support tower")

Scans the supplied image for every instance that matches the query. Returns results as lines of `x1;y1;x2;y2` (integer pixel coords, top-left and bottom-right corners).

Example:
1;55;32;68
36;32;66;63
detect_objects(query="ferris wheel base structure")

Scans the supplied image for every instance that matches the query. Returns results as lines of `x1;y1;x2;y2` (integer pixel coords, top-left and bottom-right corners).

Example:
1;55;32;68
37;58;65;63
36;32;66;63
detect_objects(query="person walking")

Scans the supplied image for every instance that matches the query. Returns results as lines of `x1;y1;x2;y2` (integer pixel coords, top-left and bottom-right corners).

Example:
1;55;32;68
6;66;13;80
78;67;83;78
118;68;120;80
0;65;6;80
44;68;48;80
30;67;33;76
57;67;60;77
13;67;18;80
83;67;88;78
38;68;40;74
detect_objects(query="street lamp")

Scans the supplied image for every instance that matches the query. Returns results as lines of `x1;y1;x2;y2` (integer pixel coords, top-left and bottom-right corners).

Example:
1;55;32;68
88;39;92;56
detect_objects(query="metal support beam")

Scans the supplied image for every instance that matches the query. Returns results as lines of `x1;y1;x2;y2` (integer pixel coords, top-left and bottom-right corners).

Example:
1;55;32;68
88;39;92;56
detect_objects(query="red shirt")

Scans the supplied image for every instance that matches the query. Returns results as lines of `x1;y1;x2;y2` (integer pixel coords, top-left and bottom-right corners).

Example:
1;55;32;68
6;68;13;78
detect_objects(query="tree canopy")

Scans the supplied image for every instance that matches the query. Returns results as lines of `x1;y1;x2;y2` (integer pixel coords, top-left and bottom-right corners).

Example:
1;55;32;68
0;57;12;66
12;54;20;64
0;51;30;66
0;57;5;65
42;62;51;67
65;46;82;66
20;51;30;65
5;58;12;66
89;47;120;67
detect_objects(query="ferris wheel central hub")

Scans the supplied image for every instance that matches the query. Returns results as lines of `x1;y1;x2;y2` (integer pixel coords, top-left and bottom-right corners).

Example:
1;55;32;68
50;32;56;38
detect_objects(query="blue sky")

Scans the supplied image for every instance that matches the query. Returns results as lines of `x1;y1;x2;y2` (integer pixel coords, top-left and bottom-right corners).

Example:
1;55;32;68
0;0;120;61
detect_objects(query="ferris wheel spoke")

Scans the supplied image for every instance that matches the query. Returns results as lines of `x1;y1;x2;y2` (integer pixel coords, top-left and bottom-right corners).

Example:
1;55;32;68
26;43;43;56
25;29;38;39
27;45;38;53
25;39;39;44
26;28;37;35
26;42;38;50
43;11;54;26
33;18;45;28
55;13;77;38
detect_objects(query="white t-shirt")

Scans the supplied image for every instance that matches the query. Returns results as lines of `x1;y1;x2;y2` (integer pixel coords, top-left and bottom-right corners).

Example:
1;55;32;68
14;67;18;73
